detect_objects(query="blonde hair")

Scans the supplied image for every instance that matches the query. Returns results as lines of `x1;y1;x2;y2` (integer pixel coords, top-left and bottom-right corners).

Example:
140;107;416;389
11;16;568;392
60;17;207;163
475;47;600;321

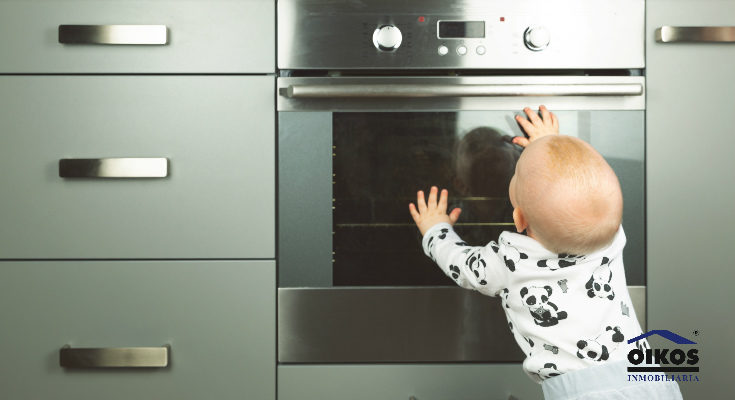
516;136;622;255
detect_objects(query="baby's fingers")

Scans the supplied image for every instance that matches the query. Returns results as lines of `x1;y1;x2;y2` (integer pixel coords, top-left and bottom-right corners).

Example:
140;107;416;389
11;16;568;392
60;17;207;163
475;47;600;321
408;203;421;223
416;190;427;214
551;113;559;131
437;188;449;213
448;207;462;224
523;107;543;126
427;186;439;210
513;136;531;148
540;105;553;127
515;114;536;135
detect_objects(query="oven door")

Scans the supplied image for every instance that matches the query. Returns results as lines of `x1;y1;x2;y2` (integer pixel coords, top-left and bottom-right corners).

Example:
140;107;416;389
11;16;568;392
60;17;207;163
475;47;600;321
278;75;645;363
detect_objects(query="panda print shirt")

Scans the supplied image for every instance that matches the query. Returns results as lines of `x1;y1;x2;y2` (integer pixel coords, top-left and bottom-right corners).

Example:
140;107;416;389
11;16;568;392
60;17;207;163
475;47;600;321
423;223;649;384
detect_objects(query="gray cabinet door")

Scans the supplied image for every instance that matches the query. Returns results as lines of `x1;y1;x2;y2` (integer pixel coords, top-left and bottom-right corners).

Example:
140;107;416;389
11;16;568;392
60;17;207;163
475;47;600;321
0;76;274;259
0;261;275;400
0;0;274;73
646;1;735;397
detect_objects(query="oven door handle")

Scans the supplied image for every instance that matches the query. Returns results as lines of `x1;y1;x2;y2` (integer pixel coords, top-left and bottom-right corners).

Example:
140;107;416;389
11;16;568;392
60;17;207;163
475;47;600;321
284;83;643;98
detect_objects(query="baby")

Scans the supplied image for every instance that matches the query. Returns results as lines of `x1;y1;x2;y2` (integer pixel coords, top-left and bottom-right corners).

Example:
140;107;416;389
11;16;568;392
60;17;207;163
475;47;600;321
409;106;682;399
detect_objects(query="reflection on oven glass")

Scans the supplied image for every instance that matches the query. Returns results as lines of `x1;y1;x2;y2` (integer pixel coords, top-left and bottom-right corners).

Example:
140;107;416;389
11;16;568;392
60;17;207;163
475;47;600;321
333;113;522;286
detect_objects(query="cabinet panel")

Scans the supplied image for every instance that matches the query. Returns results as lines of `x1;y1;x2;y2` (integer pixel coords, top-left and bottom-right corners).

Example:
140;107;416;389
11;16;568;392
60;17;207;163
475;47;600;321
646;0;735;398
0;260;275;400
0;0;274;73
0;76;274;259
279;364;543;400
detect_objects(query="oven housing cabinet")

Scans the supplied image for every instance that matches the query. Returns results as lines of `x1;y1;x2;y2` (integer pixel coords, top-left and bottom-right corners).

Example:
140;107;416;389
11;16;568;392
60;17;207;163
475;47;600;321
276;0;645;372
278;75;646;363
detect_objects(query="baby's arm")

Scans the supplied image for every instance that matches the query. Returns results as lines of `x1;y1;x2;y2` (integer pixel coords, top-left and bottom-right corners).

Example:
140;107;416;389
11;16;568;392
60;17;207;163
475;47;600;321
410;187;504;295
513;105;559;148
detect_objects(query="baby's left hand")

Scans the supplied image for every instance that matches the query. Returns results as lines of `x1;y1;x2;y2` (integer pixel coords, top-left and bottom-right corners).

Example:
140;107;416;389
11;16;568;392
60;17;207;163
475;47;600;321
513;105;559;148
409;186;461;236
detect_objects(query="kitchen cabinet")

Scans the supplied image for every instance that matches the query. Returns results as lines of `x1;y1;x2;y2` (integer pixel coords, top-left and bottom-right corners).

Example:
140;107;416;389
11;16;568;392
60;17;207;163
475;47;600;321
0;75;274;259
0;1;276;399
646;0;735;398
0;261;275;400
0;0;274;74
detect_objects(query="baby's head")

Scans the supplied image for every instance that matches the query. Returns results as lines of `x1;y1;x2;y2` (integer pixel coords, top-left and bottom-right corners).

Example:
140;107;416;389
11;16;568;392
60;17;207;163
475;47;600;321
454;127;521;198
508;135;623;255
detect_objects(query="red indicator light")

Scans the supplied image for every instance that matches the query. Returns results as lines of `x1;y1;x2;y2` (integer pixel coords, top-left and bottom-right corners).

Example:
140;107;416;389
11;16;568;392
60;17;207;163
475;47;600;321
418;16;425;23
500;17;505;22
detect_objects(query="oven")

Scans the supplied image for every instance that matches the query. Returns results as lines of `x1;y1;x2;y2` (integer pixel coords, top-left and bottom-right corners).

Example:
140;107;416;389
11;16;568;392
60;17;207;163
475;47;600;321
277;0;645;364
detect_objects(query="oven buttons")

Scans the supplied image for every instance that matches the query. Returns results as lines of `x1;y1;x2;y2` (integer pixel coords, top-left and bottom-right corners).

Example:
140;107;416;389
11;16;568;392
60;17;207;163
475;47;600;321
524;25;550;51
372;25;402;52
438;45;449;56
476;46;486;55
456;45;467;55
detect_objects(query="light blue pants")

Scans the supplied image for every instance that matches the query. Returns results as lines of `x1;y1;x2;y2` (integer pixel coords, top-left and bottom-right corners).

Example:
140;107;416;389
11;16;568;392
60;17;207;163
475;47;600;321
541;361;684;400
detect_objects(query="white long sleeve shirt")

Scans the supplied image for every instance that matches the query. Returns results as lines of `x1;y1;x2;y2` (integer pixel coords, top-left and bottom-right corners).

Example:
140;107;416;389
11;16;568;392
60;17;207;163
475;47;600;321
422;223;648;383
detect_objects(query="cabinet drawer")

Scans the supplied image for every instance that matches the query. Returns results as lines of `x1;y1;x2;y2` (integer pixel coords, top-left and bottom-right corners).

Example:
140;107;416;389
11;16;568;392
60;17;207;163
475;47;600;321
0;76;274;259
0;0;274;73
0;261;275;400
279;364;543;400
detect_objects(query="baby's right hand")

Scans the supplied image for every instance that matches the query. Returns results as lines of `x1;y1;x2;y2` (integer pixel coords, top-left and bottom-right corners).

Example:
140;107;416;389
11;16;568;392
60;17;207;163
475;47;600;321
409;186;461;236
513;105;559;148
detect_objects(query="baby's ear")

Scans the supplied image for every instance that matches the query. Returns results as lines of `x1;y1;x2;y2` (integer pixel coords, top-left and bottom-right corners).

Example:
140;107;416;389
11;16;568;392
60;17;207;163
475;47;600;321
513;207;529;233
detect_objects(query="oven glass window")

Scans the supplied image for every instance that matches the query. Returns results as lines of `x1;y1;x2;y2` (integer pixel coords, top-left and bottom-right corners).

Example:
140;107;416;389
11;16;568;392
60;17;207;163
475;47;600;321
279;110;644;289
333;112;521;286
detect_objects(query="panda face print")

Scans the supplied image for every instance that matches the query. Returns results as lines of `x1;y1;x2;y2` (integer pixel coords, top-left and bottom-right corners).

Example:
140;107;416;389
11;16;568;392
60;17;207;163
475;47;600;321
576;326;625;362
466;252;487;285
521;285;552;307
520;285;568;327
538;254;587;271
494;240;528;272
535;363;562;380
586;257;615;300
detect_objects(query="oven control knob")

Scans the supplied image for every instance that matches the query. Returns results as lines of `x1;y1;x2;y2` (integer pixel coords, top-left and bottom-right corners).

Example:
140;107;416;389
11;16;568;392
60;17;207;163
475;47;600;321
524;25;550;51
373;25;402;51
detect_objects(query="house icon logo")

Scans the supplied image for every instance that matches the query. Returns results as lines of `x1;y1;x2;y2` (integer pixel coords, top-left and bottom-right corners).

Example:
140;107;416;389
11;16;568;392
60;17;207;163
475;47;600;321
628;330;697;345
627;330;699;373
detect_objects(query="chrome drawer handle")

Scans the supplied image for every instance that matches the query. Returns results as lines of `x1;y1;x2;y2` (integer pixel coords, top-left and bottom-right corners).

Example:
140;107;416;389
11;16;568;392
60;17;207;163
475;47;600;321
59;158;169;178
285;83;643;98
656;26;735;43
58;25;168;45
60;344;170;368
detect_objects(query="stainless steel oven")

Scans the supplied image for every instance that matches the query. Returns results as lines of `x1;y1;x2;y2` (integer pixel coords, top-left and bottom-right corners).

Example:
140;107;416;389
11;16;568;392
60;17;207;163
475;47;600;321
277;0;645;363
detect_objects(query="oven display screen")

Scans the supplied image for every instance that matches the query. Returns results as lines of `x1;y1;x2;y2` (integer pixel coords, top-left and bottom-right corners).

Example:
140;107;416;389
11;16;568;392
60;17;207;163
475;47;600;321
438;21;485;38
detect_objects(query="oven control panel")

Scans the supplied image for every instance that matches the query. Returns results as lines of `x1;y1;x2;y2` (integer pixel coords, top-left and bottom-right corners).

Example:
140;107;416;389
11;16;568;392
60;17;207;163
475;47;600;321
278;0;644;70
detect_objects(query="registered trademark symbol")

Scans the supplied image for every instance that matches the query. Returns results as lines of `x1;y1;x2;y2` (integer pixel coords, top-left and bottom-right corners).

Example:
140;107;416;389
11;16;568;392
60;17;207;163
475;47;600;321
693;330;700;336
